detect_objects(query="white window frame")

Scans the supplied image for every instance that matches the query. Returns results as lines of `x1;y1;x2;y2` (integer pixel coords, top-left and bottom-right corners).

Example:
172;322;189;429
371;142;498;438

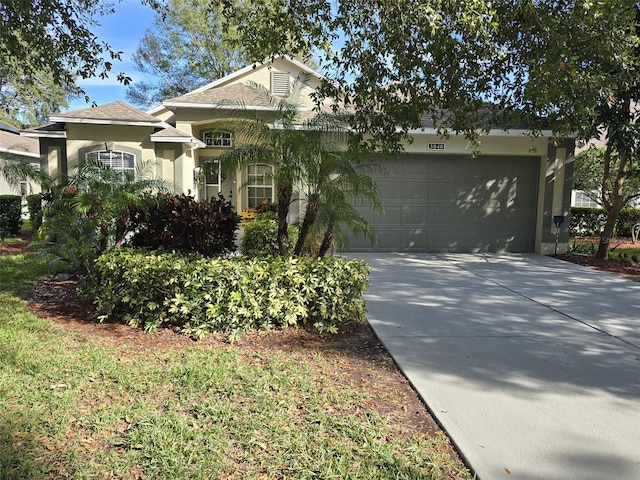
203;131;232;147
571;189;600;208
247;163;274;209
85;150;136;178
202;158;220;186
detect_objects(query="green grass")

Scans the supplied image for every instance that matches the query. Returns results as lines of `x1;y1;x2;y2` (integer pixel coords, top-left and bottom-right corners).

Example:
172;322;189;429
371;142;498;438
0;248;472;480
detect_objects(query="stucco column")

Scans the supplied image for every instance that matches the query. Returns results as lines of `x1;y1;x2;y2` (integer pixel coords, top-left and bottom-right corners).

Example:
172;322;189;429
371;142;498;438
539;140;575;254
174;147;196;195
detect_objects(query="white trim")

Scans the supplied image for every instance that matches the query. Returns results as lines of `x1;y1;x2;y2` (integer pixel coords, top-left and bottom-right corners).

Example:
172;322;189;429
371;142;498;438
187;55;325;95
146;104;168;115
162;101;281;111
0;147;40;159
20;130;67;139
47;117;163;127
406;127;556;137
150;136;206;148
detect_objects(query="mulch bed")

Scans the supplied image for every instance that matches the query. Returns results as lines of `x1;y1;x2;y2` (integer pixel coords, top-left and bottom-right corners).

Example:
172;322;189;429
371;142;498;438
5;231;639;465
3;232;442;443
555;236;640;281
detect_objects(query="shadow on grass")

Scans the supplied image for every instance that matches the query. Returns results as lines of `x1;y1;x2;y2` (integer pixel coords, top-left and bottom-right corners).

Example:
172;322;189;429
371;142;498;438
0;412;55;479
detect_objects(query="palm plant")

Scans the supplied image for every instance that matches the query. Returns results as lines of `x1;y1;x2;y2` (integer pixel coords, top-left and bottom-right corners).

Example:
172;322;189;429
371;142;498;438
211;76;382;256
39;160;167;273
0;151;47;191
292;117;383;255
307;158;383;257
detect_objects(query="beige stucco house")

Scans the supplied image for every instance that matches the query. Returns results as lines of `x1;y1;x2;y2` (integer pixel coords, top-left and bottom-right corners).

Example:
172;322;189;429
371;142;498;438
21;56;574;254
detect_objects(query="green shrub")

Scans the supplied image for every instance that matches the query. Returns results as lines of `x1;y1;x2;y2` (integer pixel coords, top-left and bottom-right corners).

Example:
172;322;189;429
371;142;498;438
569;207;640;237
84;249;370;339
0;194;22;240
26;193;43;230
569;207;606;236
240;217;298;257
129;193;240;256
616;207;640;236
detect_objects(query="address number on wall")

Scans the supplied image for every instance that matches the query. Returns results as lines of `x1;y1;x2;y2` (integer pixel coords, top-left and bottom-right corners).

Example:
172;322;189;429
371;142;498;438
428;143;445;150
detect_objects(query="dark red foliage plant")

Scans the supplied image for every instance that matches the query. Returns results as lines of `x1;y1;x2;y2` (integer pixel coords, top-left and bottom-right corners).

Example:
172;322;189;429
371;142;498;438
129;193;240;256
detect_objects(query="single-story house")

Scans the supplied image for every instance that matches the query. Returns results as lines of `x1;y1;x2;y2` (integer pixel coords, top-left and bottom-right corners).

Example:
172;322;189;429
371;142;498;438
0;120;41;198
22;56;574;254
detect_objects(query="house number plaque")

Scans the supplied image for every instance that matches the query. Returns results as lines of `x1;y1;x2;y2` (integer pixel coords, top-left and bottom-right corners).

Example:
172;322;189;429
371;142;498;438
428;143;445;150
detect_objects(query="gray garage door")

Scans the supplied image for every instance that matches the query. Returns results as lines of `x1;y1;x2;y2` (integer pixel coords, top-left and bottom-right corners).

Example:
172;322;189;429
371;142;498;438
348;154;540;252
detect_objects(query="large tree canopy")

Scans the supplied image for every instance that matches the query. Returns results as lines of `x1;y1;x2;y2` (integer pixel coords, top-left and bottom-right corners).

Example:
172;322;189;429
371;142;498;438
0;0;130;88
216;0;640;258
0;0;131;126
217;1;638;148
126;0;248;109
0;68;72;127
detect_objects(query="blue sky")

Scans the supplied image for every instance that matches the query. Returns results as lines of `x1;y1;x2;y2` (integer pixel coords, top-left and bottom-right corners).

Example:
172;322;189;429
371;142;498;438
64;0;157;112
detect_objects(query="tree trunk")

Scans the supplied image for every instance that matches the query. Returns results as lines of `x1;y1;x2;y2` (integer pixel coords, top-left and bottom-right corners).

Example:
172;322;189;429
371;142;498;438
293;196;318;256
596;148;630;260
317;223;335;258
99;219;109;254
276;184;293;256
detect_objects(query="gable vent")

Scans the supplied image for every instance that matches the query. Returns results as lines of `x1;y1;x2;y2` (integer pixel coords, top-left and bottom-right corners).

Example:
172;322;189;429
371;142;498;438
271;71;290;96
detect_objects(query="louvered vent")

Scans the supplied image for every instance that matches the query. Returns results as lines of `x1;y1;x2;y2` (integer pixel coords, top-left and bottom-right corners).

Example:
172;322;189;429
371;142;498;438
271;71;290;96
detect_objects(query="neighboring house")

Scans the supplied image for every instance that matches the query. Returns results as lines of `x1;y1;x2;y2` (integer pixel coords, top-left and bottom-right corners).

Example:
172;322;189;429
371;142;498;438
0;120;41;199
571;136;640;208
21;56;574;254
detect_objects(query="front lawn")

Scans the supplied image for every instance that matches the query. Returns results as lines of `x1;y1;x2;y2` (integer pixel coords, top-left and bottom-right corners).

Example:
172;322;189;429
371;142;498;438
0;245;472;479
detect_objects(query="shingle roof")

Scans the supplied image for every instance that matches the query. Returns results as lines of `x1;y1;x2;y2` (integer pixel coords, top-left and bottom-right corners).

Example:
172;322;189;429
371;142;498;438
164;84;277;108
150;124;195;139
50;101;162;124
0;129;39;157
418;108;540;131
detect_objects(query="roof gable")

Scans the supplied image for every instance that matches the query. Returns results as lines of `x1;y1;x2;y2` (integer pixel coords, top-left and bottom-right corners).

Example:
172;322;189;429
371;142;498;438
164;56;323;110
189;56;323;94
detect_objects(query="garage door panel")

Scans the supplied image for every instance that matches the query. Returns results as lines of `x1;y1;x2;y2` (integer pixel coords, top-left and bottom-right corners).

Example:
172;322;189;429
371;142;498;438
403;181;429;200
347;154;539;253
402;229;428;250
379;206;403;224
401;158;431;175
402;206;429;224
430;181;456;201
373;229;403;250
378;180;404;200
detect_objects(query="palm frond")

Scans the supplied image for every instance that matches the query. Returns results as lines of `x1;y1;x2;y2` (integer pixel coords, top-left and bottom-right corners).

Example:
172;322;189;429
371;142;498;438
0;155;45;188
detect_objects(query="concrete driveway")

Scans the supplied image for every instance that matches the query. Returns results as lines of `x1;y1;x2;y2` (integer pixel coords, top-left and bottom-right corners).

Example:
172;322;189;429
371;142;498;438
350;253;640;480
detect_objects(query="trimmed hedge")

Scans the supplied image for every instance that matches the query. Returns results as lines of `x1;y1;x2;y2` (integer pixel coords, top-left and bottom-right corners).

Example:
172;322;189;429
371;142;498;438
616;208;640;236
84;249;371;339
0;195;22;239
26;193;43;230
240;217;298;257
569;207;640;237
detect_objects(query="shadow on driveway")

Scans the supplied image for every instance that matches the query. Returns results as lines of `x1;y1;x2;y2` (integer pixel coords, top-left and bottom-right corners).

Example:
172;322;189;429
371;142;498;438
351;253;640;480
